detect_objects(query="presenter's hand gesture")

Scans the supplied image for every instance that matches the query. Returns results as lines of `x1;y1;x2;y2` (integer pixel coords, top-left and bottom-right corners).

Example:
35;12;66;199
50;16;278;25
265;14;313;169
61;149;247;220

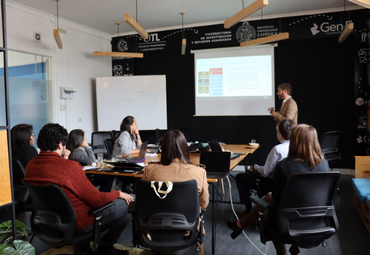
270;109;277;117
119;192;135;205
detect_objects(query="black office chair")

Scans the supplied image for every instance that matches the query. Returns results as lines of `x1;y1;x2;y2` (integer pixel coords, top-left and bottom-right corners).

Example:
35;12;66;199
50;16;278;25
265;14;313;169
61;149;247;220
21;180;114;255
129;180;203;255
250;171;341;255
320;131;342;170
104;138;114;159
91;131;113;157
111;130;119;140
12;158;33;214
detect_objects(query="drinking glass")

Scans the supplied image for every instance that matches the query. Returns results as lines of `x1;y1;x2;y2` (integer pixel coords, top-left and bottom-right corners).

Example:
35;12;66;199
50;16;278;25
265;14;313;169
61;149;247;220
251;139;256;144
97;153;104;168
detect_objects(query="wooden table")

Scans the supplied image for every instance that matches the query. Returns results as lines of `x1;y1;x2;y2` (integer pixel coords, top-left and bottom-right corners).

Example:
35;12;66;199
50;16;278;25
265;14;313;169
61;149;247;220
85;144;259;178
85;144;259;255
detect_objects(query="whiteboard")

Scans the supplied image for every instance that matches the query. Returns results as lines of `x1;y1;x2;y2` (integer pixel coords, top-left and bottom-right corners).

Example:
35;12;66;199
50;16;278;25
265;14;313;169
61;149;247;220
96;76;167;131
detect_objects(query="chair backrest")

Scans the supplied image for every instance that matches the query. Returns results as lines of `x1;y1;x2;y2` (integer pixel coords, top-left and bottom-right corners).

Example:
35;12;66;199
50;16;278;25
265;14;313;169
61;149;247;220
12;159;31;210
91;131;113;155
320;131;341;154
135;179;200;255
104;138;114;159
278;171;341;248
12;158;25;186
111;130;119;140
21;180;77;248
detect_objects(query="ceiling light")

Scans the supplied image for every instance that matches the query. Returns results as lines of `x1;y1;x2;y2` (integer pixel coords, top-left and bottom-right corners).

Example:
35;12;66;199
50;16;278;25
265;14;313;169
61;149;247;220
93;22;144;58
224;0;268;29
53;0;62;49
348;0;370;9
181;12;186;55
240;32;289;47
124;13;148;39
53;29;62;49
339;23;354;43
93;51;143;58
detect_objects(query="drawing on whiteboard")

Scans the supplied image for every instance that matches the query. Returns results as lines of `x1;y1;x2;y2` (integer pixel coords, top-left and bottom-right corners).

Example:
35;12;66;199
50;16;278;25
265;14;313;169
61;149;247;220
123;98;135;103
134;105;154;116
96;75;167;131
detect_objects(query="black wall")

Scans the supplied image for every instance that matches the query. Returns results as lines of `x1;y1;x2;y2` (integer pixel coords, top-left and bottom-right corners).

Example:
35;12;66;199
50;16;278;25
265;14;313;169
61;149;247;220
133;35;355;168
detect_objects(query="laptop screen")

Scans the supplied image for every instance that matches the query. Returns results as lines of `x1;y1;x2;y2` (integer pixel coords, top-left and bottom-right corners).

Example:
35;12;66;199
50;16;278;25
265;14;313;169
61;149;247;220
199;151;231;173
138;141;148;160
208;140;222;152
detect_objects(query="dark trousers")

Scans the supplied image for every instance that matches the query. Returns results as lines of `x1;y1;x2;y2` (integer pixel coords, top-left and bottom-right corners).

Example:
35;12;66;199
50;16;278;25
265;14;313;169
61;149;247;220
100;197;133;247
78;197;133;248
235;172;273;212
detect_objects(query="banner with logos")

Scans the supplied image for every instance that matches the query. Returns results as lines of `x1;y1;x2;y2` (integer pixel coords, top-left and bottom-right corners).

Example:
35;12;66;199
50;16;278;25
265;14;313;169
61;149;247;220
112;9;366;76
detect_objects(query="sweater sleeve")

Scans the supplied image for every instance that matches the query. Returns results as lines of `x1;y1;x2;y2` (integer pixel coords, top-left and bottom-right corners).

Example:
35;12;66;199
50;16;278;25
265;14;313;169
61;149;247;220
73;147;96;165
64;162;119;208
198;169;209;210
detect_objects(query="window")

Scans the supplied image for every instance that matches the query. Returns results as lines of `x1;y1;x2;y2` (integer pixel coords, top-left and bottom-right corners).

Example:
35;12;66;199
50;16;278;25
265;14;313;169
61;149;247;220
0;51;52;147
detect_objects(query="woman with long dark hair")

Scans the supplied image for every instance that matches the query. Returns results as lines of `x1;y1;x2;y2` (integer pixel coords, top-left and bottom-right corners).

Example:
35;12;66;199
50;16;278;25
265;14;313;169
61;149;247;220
142;130;209;254
66;129;95;165
66;129;114;192
227;124;330;254
112;116;143;158
11;124;38;168
143;129;209;211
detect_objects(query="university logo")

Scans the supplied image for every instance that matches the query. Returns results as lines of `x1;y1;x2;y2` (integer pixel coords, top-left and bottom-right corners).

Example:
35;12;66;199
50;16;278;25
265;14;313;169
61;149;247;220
117;39;128;52
236;22;256;43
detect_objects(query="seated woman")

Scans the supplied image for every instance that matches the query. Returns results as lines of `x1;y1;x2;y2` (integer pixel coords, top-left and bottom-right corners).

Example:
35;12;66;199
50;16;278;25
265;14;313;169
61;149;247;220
66;129;114;192
143;129;209;210
112;116;143;157
11;124;38;169
66;129;96;165
142;129;209;254
227;124;329;254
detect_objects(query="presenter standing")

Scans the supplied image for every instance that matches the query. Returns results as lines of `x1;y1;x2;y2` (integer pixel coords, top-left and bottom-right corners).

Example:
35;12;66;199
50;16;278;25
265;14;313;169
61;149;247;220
268;83;298;141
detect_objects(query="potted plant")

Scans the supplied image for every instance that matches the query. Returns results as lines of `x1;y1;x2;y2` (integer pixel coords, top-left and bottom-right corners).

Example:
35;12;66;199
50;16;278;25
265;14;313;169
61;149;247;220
0;219;35;255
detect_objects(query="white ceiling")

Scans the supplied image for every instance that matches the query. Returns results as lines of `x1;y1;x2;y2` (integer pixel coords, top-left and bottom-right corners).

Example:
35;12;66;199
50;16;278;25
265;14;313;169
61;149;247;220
9;0;362;35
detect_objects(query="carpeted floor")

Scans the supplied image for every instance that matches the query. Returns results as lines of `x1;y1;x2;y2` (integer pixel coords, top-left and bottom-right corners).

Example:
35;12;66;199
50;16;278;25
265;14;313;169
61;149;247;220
39;244;153;255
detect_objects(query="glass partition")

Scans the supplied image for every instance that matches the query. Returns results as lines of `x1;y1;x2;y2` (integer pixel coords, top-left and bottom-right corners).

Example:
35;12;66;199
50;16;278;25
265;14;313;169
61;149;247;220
0;51;52;146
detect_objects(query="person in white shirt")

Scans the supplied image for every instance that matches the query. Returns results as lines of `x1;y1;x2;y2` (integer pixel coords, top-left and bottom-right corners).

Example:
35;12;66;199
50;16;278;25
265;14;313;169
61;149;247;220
235;119;297;217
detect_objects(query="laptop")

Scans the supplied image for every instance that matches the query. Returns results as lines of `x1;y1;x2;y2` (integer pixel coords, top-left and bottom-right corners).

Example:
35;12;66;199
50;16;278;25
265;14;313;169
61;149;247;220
125;141;148;163
99;162;144;173
208;140;242;159
199;151;231;179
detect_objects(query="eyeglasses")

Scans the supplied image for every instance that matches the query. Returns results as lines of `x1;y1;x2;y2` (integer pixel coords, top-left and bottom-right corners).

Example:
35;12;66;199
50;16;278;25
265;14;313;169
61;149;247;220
31;133;35;137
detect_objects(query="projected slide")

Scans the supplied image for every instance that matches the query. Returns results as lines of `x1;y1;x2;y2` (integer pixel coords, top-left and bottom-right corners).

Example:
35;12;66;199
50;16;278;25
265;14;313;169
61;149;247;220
196;55;271;97
193;45;275;116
